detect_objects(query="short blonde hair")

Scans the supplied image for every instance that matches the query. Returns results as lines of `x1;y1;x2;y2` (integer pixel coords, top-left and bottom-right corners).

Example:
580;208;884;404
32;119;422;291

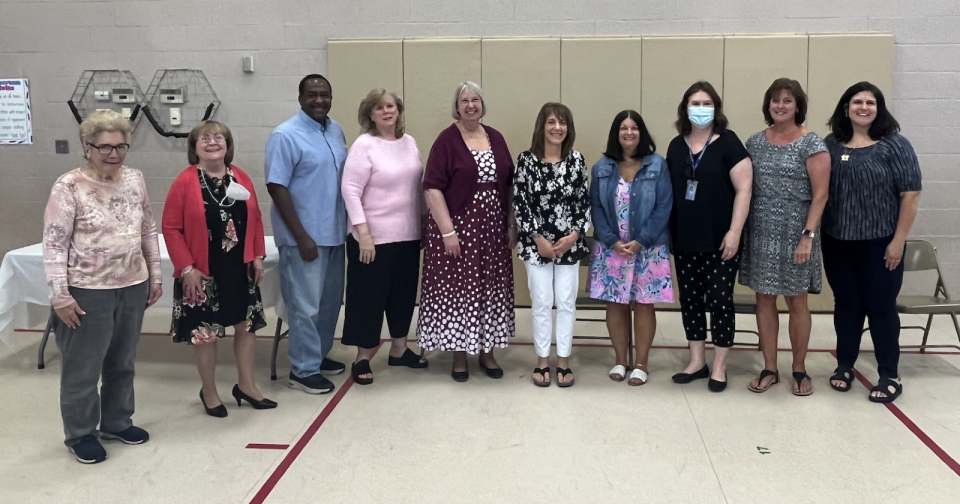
358;89;405;138
187;121;235;166
452;81;485;120
79;110;132;155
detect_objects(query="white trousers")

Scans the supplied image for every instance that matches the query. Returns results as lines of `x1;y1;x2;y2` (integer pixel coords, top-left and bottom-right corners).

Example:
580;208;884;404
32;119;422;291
524;261;580;358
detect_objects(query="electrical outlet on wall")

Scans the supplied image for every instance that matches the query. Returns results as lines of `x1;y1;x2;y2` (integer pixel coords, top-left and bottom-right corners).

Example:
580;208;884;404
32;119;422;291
169;107;181;126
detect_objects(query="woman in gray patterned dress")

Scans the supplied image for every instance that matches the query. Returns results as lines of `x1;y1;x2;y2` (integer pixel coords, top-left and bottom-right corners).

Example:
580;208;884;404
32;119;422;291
740;78;831;397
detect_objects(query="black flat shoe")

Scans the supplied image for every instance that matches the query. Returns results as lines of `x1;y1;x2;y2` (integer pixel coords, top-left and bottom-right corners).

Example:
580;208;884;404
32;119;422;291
708;375;727;392
672;365;710;384
478;360;503;379
232;384;277;409
200;390;227;418
388;348;428;368
451;369;469;382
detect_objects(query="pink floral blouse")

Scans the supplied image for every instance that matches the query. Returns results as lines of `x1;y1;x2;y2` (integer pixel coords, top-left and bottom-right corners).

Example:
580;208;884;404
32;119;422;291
42;167;162;309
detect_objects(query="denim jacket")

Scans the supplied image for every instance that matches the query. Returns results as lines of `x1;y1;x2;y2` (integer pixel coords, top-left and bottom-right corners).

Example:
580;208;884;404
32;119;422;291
589;153;673;250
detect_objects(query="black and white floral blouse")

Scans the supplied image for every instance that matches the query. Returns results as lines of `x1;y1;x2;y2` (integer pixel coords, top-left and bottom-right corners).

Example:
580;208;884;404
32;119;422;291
513;149;591;266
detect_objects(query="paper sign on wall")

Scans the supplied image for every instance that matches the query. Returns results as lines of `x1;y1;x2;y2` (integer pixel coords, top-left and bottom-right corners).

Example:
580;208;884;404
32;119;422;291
0;79;33;144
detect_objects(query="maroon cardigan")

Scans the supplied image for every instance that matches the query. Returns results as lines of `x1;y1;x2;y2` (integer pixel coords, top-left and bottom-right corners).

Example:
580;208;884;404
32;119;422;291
422;123;515;217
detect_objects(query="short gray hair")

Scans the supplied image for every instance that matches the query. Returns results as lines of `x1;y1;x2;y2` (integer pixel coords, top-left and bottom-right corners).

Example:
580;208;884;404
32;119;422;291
452;81;486;120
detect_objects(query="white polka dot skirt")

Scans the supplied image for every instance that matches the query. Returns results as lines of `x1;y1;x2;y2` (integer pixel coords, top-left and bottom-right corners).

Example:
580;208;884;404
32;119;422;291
416;189;516;354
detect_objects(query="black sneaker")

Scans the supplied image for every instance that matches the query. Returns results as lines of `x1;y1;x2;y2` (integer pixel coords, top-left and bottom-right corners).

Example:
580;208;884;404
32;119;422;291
69;435;106;464
319;358;346;375
288;372;335;394
100;426;150;445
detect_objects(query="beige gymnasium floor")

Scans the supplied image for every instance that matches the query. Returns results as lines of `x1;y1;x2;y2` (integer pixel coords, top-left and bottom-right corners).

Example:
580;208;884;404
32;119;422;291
1;306;959;504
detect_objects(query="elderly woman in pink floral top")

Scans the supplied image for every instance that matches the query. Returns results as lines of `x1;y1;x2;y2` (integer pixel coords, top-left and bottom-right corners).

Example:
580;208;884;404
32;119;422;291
43;110;162;464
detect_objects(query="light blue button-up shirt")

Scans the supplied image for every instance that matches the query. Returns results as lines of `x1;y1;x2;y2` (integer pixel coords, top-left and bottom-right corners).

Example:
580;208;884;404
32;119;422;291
265;110;348;247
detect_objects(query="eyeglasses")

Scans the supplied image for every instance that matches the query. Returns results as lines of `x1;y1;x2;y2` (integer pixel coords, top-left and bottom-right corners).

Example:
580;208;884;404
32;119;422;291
87;143;129;155
199;134;226;144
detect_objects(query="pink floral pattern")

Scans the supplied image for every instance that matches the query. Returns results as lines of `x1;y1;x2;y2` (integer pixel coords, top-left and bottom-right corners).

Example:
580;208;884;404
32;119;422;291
42;167;161;309
588;178;674;304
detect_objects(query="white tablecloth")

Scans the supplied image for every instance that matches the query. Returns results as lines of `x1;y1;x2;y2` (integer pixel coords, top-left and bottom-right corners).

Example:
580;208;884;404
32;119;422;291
0;236;282;341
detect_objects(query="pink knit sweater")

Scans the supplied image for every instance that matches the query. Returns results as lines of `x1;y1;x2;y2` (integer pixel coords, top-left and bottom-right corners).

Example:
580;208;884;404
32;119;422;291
341;133;424;244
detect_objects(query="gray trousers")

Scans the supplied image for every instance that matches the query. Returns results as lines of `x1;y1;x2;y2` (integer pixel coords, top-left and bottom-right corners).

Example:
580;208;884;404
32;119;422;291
54;282;148;447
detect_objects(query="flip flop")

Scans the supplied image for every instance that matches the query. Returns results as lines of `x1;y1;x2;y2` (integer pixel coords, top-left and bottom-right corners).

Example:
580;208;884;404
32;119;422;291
792;371;813;397
557;367;574;388
748;369;780;393
532;367;551;387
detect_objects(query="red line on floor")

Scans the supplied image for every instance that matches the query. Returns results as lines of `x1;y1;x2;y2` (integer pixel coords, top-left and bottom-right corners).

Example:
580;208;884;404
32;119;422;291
831;351;960;478
245;444;289;450
248;344;380;504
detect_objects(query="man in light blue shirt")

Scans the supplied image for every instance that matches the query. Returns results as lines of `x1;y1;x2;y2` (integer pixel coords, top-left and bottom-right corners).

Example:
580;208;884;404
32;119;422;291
265;74;348;394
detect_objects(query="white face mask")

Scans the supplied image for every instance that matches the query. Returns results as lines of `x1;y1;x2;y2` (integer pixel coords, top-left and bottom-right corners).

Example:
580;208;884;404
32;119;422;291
225;179;250;201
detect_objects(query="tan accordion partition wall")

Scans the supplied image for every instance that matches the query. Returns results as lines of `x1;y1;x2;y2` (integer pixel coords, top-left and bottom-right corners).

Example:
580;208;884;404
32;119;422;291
327;34;894;310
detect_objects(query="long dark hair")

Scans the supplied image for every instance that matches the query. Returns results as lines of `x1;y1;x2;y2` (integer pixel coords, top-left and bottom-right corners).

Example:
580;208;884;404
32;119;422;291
675;81;729;136
827;81;900;142
603;110;656;161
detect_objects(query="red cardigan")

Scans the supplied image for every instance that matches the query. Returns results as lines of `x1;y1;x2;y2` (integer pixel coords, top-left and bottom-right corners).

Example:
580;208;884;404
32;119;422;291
162;165;266;278
422;123;515;217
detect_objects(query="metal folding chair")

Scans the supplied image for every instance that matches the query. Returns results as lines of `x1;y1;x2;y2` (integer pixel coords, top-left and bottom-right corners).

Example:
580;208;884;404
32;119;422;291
863;239;960;352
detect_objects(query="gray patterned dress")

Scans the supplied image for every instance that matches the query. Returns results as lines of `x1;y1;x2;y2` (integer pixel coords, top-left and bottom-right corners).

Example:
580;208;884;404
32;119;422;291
740;131;827;296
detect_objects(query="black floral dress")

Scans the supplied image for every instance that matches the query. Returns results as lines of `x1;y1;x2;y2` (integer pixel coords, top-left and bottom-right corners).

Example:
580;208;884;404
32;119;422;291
171;168;267;344
513;149;591;265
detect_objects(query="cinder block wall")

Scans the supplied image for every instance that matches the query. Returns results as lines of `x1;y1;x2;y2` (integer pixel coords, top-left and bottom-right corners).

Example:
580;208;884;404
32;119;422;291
1;0;958;289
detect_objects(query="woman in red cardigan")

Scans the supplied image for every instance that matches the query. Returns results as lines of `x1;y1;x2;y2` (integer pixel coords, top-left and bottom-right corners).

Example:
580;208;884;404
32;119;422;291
162;121;275;417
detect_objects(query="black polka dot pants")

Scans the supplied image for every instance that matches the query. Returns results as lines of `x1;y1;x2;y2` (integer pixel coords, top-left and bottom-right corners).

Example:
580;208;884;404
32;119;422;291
675;251;740;348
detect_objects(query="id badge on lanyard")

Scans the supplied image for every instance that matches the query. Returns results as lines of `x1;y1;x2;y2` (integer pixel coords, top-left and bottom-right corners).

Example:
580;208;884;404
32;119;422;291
685;131;715;201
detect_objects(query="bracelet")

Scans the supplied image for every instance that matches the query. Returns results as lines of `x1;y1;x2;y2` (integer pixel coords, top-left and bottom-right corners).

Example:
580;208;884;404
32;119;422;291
441;230;457;238
151;278;163;284
182;265;194;275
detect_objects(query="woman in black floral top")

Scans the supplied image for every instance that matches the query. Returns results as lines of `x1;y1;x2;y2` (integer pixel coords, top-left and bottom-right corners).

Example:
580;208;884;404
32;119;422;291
513;102;590;387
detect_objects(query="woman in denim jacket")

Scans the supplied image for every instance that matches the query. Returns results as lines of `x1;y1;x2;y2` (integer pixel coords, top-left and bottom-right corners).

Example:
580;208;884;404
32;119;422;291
588;110;674;386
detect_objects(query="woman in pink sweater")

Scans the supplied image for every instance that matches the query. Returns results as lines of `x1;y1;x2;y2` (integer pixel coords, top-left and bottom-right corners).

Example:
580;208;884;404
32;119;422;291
341;88;427;384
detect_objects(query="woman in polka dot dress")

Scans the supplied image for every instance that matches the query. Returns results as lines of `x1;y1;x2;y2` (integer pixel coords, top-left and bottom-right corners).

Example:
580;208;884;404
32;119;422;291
418;81;517;382
588;110;674;387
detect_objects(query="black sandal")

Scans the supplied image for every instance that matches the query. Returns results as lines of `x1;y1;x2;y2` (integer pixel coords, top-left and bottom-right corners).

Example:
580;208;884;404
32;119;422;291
792;371;813;397
748;369;780;393
351;359;373;386
869;376;903;403
388;348;428;369
533;367;551;387
829;366;854;392
556;368;574;388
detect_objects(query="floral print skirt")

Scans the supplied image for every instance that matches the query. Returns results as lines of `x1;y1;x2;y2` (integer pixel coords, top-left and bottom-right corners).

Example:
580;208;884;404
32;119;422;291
170;261;267;345
588;243;675;305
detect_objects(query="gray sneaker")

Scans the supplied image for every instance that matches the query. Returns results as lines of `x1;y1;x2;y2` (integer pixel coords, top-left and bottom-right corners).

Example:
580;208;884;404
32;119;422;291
288;372;335;394
69;435;107;464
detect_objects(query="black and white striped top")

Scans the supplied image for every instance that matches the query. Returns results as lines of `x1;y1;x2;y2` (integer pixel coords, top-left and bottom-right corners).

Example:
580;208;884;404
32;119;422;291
823;133;922;241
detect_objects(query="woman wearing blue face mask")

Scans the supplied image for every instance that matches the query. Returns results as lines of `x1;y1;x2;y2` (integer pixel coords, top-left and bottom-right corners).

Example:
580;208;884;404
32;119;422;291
666;81;753;393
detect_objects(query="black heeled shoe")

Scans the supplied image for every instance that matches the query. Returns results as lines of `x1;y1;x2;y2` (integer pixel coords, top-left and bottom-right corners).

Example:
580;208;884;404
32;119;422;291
200;390;227;418
232;384;277;409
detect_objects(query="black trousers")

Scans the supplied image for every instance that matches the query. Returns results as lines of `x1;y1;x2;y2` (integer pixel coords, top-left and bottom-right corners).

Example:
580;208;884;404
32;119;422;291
342;236;421;349
823;234;904;378
675;251;740;348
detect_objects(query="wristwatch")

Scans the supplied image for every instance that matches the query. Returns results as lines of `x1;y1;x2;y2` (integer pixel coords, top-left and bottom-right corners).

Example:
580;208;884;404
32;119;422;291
801;229;816;238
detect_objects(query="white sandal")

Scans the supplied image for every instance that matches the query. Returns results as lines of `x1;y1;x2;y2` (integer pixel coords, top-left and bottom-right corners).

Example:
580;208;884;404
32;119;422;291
609;365;626;382
628;367;648;386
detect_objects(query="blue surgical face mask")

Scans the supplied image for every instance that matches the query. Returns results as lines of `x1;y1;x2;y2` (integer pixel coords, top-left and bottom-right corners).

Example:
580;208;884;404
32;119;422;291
688;106;715;128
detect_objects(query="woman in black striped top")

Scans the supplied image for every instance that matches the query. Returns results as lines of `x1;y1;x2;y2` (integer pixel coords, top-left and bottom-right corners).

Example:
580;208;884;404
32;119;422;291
822;81;922;404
